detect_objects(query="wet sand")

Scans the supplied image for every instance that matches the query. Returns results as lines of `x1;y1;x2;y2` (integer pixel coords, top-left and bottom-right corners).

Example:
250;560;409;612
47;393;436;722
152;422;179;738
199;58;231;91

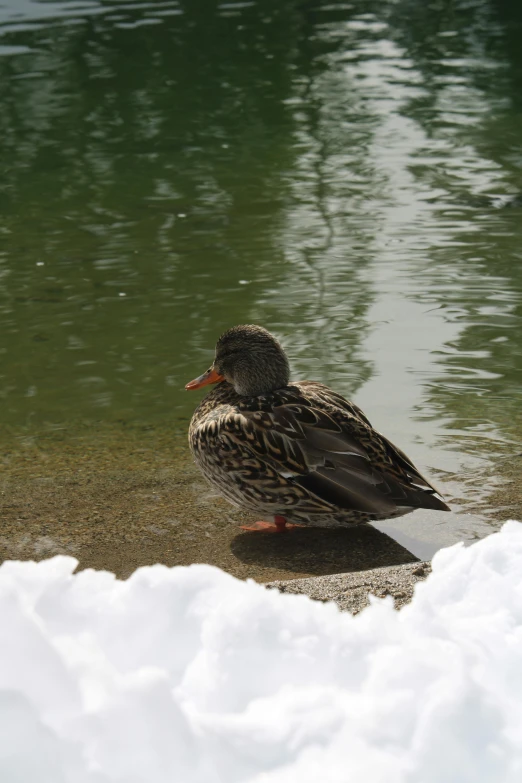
1;420;519;583
0;419;421;581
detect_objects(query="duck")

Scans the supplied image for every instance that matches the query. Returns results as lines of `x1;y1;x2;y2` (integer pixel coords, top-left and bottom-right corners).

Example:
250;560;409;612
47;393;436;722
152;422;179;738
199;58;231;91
186;324;450;532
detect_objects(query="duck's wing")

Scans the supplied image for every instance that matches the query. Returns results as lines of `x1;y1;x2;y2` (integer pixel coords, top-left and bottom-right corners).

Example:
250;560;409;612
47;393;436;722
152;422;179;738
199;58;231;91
225;384;450;516
295;380;374;427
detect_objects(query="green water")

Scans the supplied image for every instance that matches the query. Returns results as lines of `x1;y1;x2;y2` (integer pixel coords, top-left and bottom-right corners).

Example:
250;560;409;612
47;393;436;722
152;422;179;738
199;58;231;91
1;0;521;552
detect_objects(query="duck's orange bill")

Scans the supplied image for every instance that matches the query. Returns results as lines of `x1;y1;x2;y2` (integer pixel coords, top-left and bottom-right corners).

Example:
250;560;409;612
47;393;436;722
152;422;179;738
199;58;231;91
185;367;224;390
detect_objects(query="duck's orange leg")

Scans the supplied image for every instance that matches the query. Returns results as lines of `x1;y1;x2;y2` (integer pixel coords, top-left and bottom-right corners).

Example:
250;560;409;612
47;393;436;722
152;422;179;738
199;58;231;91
240;515;301;533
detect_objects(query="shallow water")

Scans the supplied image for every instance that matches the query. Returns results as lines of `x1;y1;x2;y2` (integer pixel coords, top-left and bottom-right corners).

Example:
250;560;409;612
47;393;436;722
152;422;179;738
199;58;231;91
0;0;521;563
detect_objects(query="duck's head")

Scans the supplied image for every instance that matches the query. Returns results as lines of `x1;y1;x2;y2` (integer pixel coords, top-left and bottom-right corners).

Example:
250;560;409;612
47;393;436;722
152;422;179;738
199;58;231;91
185;324;290;396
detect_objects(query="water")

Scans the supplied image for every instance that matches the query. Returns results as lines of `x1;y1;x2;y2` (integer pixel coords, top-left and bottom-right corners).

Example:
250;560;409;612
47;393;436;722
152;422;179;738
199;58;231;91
1;0;521;557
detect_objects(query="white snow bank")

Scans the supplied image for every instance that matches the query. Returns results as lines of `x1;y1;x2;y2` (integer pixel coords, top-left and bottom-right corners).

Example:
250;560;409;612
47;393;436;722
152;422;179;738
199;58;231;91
1;523;522;783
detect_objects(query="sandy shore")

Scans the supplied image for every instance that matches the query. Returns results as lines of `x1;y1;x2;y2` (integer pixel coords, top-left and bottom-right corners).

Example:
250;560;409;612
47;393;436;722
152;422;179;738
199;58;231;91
0;419;420;581
0;419;519;586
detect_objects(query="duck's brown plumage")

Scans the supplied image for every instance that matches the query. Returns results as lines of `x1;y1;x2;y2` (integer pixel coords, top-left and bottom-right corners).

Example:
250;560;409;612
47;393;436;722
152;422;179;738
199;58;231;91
188;371;450;528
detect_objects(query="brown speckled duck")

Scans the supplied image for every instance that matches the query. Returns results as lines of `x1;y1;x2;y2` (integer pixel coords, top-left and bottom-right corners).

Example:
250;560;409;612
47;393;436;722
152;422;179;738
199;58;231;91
186;325;450;532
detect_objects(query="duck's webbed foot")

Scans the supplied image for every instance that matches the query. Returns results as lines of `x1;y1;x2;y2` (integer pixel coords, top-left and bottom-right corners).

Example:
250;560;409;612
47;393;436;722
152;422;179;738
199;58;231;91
239;516;300;533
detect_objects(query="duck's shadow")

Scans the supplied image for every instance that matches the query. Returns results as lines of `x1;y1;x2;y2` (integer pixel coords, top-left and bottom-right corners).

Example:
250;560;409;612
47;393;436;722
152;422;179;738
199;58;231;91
230;524;418;577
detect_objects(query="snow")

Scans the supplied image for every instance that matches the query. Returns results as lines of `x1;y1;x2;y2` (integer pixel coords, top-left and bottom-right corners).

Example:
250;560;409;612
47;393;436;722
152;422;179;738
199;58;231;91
0;523;522;783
